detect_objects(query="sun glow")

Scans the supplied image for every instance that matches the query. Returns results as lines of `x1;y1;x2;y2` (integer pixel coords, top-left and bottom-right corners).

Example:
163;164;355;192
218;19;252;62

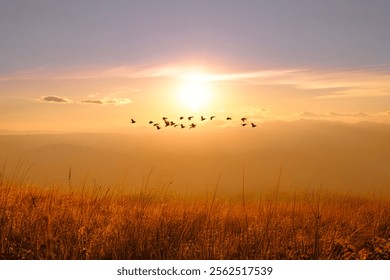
178;72;212;111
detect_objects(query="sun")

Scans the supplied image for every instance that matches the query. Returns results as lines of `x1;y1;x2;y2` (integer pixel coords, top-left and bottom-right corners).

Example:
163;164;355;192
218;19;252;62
177;72;212;112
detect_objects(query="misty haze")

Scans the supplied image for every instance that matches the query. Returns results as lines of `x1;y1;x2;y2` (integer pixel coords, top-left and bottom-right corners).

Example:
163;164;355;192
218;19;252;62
1;120;390;195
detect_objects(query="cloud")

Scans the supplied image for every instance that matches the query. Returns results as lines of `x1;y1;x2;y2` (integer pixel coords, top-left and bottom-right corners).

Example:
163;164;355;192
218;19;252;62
80;97;132;106
296;110;390;124
81;100;104;105
299;111;328;118
40;96;71;103
329;112;369;117
4;63;390;100
239;106;270;117
0;63;301;82
38;95;131;106
97;65;390;101
299;111;375;118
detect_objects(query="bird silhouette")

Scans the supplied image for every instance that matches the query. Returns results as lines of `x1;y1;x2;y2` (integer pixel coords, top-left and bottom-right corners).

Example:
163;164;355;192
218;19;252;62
153;123;160;127
226;117;232;120
241;118;247;122
190;123;196;129
251;122;257;128
170;121;175;126
131;118;136;124
162;117;168;120
210;116;216;120
241;123;247;127
149;121;154;124
201;116;206;121
164;119;170;127
188;116;194;120
180;116;184;120
156;125;161;130
181;124;185;129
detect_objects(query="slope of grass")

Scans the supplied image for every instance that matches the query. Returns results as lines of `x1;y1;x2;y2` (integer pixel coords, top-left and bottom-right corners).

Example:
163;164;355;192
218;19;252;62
0;181;389;260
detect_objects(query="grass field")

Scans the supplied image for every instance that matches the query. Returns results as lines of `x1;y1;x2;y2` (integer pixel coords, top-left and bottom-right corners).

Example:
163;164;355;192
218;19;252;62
1;171;389;260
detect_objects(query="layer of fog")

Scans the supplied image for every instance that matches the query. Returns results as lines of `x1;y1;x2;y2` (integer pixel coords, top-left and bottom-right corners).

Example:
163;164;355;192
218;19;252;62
1;120;389;195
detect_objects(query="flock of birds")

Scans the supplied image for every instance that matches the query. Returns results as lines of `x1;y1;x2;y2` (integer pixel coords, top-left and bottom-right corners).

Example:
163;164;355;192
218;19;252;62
130;115;257;130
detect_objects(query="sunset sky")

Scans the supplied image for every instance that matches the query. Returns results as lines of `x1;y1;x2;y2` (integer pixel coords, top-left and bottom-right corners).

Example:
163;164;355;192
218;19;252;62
1;0;390;132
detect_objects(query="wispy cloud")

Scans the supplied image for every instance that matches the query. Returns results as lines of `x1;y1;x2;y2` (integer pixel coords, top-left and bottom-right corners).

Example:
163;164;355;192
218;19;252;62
299;111;329;118
37;95;131;106
239;106;270;117
39;96;71;103
81;100;104;105
80;97;132;106
269;67;390;99
4;63;390;100
329;112;369;117
299;110;390;119
203;66;390;99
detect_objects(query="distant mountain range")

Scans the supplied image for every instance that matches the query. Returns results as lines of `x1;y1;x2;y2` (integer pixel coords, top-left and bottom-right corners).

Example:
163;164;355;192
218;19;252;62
1;120;390;195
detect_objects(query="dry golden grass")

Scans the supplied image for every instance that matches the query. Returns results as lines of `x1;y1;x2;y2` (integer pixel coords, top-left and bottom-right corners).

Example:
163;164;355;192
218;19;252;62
0;179;389;260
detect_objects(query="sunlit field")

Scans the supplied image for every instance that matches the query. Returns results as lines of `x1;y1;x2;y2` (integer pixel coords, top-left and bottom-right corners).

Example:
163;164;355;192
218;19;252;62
2;2;390;266
1;171;389;260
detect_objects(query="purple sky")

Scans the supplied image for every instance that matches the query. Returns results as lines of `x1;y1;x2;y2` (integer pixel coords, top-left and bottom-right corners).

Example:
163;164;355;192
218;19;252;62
1;0;390;73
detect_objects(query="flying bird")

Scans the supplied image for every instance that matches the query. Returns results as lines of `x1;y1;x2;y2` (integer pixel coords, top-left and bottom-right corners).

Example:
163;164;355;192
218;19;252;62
181;124;185;129
153;123;160;127
170;121;175;126
162;117;168;120
149;121;154;124
156;125;161;130
241;118;247;122
188;116;194;120
179;116;184;120
241;123;247;127
190;123;196;129
201;116;206;121
226;117;232;120
251;123;257;128
131;118;136;124
210;116;216;120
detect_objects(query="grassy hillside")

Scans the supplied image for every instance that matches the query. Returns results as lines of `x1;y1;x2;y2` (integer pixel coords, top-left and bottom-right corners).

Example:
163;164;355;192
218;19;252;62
1;182;389;260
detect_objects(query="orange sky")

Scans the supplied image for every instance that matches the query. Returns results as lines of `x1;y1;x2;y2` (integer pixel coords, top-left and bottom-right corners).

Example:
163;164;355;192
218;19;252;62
1;1;390;132
1;62;390;133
